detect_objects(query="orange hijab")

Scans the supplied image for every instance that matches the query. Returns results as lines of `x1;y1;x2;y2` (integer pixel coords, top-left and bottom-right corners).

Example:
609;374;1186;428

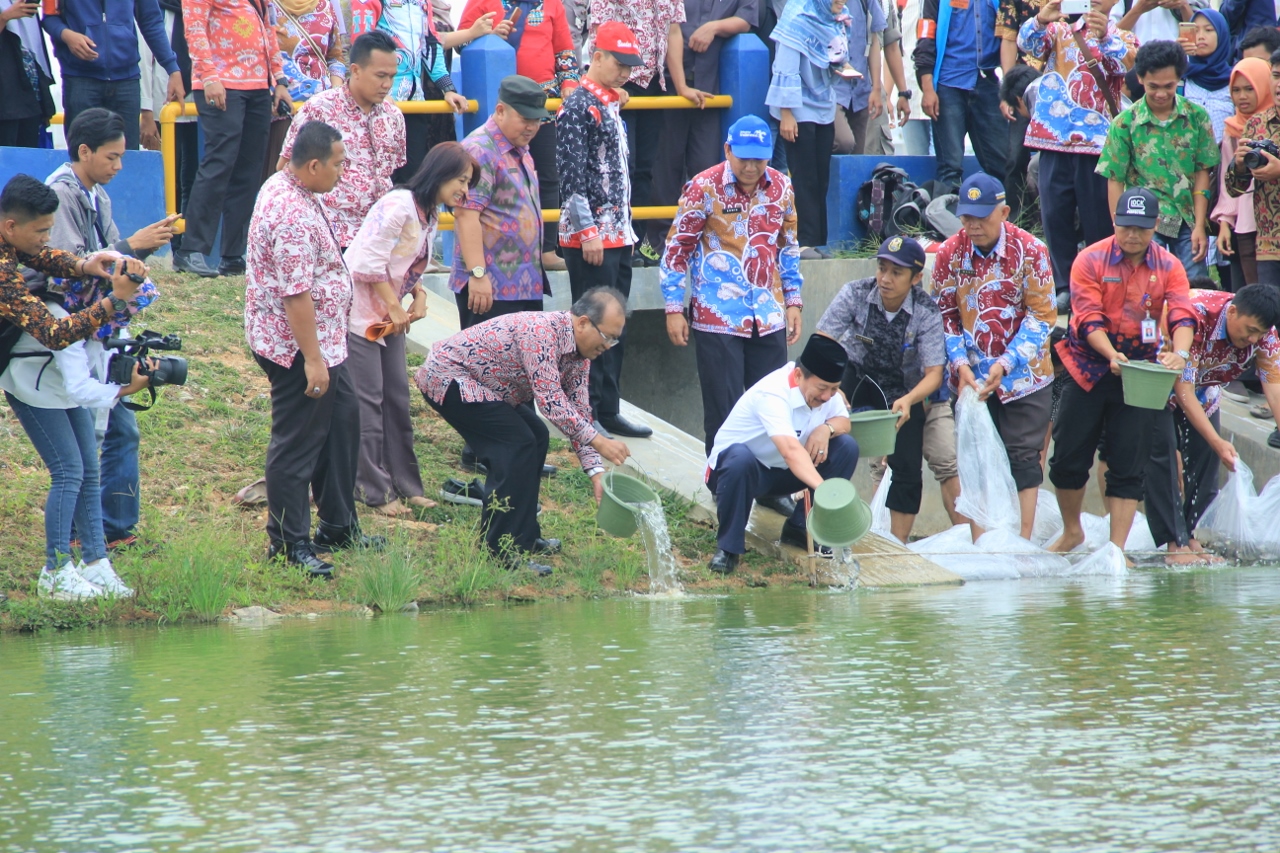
1225;58;1274;140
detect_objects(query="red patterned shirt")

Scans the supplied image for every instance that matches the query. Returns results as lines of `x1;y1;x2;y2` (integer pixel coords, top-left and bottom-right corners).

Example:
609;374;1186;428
1180;289;1280;389
660;162;802;338
415;311;604;470
934;222;1057;401
587;0;685;89
1058;236;1196;392
184;0;284;90
282;86;407;247
245;170;353;368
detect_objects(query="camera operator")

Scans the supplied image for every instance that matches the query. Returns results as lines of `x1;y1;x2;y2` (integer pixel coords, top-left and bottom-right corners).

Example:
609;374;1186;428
1;174;149;348
0;261;152;601
1226;45;1280;289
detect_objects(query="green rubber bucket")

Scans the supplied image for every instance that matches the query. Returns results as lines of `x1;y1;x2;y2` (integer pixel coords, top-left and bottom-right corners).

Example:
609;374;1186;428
1120;360;1179;410
597;471;660;538
807;478;873;548
847;410;901;457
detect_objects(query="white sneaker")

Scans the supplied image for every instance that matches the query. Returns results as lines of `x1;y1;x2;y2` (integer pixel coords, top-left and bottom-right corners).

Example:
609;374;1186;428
78;557;134;597
38;562;103;601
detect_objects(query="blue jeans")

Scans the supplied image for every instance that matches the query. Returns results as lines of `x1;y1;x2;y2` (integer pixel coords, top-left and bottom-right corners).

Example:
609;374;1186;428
100;404;140;542
901;119;934;156
6;394;108;569
1154;223;1210;280
932;75;1008;194
767;114;788;171
61;76;142;150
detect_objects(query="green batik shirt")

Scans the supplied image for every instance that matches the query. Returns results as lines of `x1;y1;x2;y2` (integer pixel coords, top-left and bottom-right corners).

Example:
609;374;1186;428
1095;95;1219;238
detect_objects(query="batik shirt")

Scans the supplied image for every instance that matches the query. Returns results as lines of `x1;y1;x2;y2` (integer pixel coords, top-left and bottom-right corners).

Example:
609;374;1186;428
276;0;347;99
0;243;114;348
995;0;1041;66
935;221;1056;402
587;0;685;89
661;161;802;338
556;78;633;249
1181;288;1280;390
1057;236;1196;392
1017;16;1134;155
415;311;604;471
459;0;580;94
451;117;544;301
350;0;455;101
245;170;353;368
282;84;407;247
1096;95;1220;238
1226;107;1280;261
184;0;284;90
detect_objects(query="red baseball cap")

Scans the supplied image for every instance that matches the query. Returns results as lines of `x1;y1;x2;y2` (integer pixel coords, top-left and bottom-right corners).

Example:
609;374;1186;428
595;21;643;66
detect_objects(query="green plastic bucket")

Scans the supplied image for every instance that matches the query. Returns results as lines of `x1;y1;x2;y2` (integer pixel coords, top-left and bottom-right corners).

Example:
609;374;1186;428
597;471;661;538
807;478;873;548
1120;360;1179;410
847;410;901;457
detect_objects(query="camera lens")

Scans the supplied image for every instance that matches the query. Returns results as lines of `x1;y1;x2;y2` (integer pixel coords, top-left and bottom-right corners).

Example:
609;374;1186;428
150;356;188;388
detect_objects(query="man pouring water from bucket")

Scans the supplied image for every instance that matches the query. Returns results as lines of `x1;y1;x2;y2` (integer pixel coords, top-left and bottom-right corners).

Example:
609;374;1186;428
705;335;860;574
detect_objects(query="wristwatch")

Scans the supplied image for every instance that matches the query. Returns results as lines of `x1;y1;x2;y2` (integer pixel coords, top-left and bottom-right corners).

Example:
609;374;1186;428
107;294;129;314
898;90;913;100
469;265;486;279
586;466;605;477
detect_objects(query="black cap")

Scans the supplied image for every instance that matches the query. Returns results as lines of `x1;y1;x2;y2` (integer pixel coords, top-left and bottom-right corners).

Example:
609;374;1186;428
1115;187;1158;228
875;235;926;271
799;334;848;383
498;75;551;120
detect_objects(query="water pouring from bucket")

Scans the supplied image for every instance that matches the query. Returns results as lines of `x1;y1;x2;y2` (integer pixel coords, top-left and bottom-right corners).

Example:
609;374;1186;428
597;468;682;595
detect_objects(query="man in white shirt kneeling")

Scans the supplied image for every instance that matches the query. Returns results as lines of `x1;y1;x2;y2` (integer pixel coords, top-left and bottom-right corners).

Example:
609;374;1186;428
706;334;859;574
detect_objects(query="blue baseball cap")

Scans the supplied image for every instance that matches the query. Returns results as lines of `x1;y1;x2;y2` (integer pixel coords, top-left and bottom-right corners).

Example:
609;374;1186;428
725;115;773;159
876;235;926;271
956;172;1007;217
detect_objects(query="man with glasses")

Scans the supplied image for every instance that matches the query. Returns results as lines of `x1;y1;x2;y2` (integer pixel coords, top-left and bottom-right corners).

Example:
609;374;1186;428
557;21;652;439
417;287;634;576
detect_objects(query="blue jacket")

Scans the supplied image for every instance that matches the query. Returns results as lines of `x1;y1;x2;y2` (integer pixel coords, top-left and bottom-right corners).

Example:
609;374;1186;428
42;0;178;82
1219;0;1278;58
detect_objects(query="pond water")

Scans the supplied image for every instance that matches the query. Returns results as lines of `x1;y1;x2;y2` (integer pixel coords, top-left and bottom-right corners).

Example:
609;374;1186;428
4;569;1280;852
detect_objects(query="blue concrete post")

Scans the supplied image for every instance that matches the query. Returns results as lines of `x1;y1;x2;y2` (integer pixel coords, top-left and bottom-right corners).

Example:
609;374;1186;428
718;33;770;141
457;35;517;137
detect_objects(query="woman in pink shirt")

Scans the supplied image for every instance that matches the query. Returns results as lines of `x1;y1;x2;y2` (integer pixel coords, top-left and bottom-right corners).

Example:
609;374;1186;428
1214;57;1273;292
344;141;479;516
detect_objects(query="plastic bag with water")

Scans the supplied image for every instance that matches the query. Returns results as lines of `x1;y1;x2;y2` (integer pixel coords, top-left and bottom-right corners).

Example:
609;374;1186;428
869;468;893;539
910;524;1021;581
954;386;1021;535
1063;542;1129;577
974;528;1073;577
1197;459;1280;561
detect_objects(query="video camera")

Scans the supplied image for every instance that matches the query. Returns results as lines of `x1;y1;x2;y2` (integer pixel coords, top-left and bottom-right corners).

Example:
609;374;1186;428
105;330;188;388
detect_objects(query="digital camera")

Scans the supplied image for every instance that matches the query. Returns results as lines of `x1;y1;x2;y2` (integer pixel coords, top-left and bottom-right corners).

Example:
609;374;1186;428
105;330;188;388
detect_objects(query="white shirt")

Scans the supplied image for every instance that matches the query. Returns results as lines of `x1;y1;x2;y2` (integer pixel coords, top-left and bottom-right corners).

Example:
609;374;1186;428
0;303;121;411
708;363;851;470
1109;3;1183;45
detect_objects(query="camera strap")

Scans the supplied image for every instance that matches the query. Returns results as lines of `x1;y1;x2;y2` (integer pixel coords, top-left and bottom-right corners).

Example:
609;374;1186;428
121;386;157;412
1070;26;1120;119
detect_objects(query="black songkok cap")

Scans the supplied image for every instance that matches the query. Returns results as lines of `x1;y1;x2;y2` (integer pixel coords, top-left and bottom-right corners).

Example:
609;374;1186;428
799;334;847;383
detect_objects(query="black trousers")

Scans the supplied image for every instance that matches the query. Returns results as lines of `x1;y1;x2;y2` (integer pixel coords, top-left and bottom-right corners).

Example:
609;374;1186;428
453;286;543;330
1005;112;1034;226
0;117;42;147
563;244;632;418
185;88;272;257
623;77;665;210
1049;372;1156;501
1145;406;1220;548
694;326;789;455
783;120;834;247
645;107;723;247
527;121;559;253
885;401;928;515
256;353;360;544
708;434;860;554
426;381;547;555
1038;150;1113;296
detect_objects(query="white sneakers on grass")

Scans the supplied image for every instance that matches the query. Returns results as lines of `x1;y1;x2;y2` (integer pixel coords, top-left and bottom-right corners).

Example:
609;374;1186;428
37;558;134;601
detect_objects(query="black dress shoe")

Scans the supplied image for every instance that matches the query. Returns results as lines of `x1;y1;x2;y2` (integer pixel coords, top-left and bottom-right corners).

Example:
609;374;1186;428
314;522;387;552
172;249;220;277
218;255;246;276
462;447;556;478
708;549;740;574
1270;429;1280;449
779;523;832;556
268;539;334;578
532;538;561;555
592;419;613;440
440;477;486;506
598;413;653;438
756;493;797;517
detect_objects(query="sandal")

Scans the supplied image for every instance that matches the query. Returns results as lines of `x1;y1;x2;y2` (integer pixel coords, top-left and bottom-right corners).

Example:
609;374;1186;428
232;477;268;507
1251;404;1273;420
370;499;411;517
406;495;438;509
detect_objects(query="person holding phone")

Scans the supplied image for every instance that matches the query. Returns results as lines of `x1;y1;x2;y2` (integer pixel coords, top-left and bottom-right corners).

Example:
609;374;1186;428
1179;9;1233;142
1111;0;1199;47
0;0;55;147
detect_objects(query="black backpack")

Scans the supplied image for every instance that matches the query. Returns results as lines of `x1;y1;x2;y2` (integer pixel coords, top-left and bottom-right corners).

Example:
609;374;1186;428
0;320;24;378
856;163;917;239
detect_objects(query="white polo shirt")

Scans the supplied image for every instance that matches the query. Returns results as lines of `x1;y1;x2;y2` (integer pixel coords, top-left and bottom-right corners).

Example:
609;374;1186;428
708;363;851;471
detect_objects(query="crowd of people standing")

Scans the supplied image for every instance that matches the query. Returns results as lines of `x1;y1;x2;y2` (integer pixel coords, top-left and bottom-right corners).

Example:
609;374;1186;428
3;0;1280;597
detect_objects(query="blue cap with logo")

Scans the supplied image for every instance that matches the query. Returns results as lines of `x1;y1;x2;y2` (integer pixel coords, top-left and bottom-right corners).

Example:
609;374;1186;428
956;172;1007;217
876;235;926;271
725;115;773;159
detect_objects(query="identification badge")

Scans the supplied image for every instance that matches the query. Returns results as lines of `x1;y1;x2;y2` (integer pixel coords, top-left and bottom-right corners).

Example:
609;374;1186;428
949;0;968;8
855;333;875;345
1141;318;1157;344
723;206;742;214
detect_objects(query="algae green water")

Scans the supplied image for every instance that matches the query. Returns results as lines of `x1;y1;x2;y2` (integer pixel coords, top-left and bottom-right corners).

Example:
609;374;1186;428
4;570;1280;852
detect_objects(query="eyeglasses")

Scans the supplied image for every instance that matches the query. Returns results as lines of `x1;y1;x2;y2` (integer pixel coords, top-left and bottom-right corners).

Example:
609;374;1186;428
589;318;621;348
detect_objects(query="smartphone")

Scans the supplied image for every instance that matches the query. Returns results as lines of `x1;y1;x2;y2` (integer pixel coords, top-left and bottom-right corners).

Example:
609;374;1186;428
1178;21;1196;41
1061;0;1089;15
